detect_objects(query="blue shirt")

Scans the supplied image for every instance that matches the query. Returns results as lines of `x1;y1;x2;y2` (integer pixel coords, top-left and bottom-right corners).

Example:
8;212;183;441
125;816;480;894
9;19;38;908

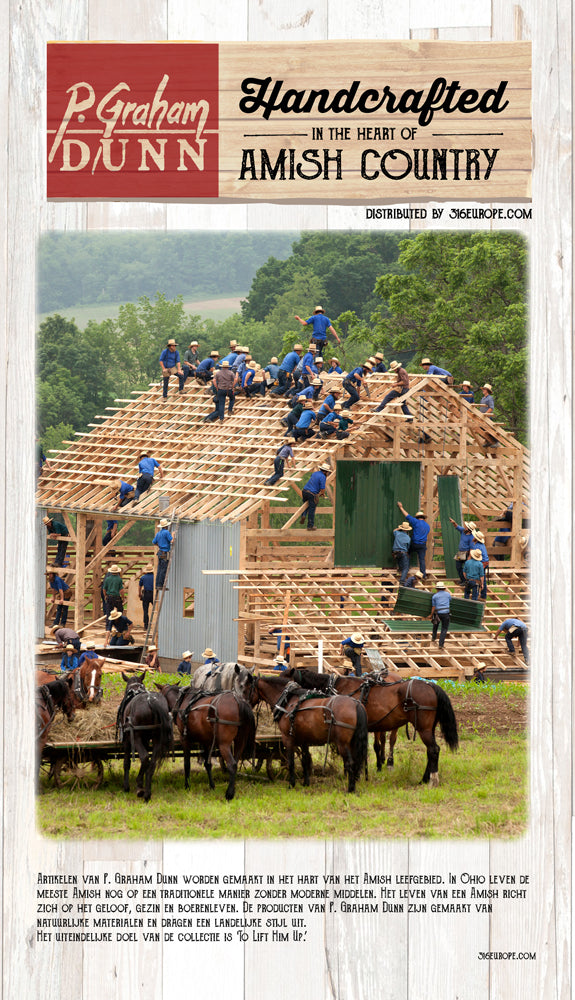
119;480;134;499
60;653;79;672
232;353;246;372
49;574;67;592
139;572;154;592
463;558;484;580
297;385;316;400
460;389;475;403
432;591;451;613
305;314;331;339
320;410;337;425
264;363;280;379
474;542;489;562
160;347;180;368
197;357;215;374
279;351;301;373
303;470;327;494
152;529;172;552
276;444;294;461
341;637;364;649
221;352;238;366
425;364;451;377
454;525;475;553
328;364;343;373
318;393;337;416
177;659;192;675
241;368;255;387
373;362;387;373
78;650;99;666
500;618;527;631
480;395;494;413
138;457;160;478
295;410;316;430
392;529;411;553
106;519;118;531
301;351;316;373
406;514;431;546
347;366;365;386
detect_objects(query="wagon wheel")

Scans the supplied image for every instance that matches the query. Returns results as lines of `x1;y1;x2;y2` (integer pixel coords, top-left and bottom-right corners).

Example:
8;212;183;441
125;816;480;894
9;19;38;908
265;745;291;781
53;756;104;790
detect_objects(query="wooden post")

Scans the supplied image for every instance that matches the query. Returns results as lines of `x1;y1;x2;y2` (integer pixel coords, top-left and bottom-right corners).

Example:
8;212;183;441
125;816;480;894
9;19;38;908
74;512;87;631
91;516;103;618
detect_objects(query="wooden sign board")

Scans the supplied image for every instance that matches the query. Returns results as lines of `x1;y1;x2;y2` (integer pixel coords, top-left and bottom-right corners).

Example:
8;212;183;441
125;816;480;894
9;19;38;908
47;41;531;201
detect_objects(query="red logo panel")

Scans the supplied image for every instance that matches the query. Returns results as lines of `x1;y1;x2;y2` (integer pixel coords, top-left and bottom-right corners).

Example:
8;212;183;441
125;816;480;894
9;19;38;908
47;43;219;199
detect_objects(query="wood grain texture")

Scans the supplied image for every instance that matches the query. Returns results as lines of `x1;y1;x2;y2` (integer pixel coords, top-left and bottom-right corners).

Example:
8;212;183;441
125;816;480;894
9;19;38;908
2;0;571;999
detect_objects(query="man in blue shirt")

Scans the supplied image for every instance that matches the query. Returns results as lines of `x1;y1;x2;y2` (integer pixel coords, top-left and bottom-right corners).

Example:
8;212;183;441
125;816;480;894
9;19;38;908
293;402;317;442
327;357;343;374
431;582;451;648
177;650;193;675
397;501;431;577
196;351;220;383
78;641;100;667
103;519;118;546
272;344;303;395
48;571;71;626
116;479;135;509
317;390;341;420
202;648;221;675
159;337;184;397
479;383;499;448
109;609;133;645
139;563;155;630
449;517;477;583
263;357;280;387
300;465;330;530
372;352;387;373
420;358;453;384
265;442;295;485
494;618;529;664
463;549;484;601
472;530;489;598
134;452;163;503
340;632;364;676
294;306;341;349
392;521;412;586
458;380;475;404
342;362;372;408
60;644;79;672
152;518;172;589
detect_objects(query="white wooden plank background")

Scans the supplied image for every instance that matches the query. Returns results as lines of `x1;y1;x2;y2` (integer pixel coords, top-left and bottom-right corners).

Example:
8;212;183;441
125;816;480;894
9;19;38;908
2;0;571;997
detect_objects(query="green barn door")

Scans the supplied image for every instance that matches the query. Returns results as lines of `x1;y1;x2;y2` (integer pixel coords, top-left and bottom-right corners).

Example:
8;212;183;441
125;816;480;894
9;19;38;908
334;461;421;567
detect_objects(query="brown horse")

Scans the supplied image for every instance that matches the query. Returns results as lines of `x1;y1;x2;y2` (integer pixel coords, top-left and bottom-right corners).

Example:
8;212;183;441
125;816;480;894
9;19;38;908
117;672;173;802
36;676;76;758
36;658;104;709
236;672;368;793
285;667;459;786
157;683;256;801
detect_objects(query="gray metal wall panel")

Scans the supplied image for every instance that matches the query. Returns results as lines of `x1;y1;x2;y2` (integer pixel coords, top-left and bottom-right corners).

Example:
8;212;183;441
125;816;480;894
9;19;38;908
36;511;48;638
157;521;240;661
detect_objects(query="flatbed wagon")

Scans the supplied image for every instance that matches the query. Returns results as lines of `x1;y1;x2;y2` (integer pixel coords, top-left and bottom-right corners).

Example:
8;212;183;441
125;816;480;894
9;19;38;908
41;733;287;789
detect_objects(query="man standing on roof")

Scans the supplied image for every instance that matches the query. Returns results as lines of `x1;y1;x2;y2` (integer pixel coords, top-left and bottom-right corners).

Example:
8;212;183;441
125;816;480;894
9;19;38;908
133;451;163;503
392;521;412;586
204;359;238;422
159;337;185;398
139;563;155;630
478;383;499;448
397;501;431;578
43;515;69;567
374;361;411;417
300;464;330;531
153;518;173;590
463;549;485;601
342;361;373;409
431;581;451;648
340;632;364;676
420;358;453;384
271;344;304;396
294;306;341;349
494;618;529;664
449;517;477;584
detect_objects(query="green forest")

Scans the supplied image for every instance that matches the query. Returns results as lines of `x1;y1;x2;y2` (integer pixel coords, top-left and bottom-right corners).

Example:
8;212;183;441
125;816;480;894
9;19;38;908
38;229;528;459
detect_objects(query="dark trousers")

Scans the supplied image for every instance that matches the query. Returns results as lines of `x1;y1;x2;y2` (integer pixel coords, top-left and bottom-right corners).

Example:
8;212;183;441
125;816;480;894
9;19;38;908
156;552;169;589
118;493;134;508
343;646;362;676
162;371;184;396
394;551;410;585
244;382;265;397
265;457;285;486
134;473;153;501
432;613;450;647
104;595;123;630
464;580;480;601
302;489;319;528
342;380;359;408
141;593;153;629
506;627;529;663
293;427;315;442
410;543;427;575
455;554;467;583
271;370;290;395
54;540;68;566
53;603;68;627
375;387;411;416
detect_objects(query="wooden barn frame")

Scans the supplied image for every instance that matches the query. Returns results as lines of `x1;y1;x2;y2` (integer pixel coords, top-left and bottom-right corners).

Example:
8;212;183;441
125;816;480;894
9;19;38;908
37;370;529;678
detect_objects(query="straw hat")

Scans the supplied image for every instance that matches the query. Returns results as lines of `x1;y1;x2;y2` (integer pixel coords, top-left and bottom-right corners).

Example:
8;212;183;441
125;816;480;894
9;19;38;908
330;357;339;363
145;563;153;571
304;401;315;409
203;648;215;658
274;655;288;665
399;521;412;531
363;362;373;371
109;609;122;620
473;530;485;543
42;516;51;524
167;338;177;347
421;357;431;366
294;344;303;351
308;343;317;351
148;645;157;653
229;340;238;348
86;641;96;649
482;383;492;391
415;510;425;517
315;356;323;364
139;451;149;457
65;644;76;652
374;352;384;361
270;357;278;365
314;306;324;313
247;361;257;370
463;521;476;531
221;359;230;367
469;549;483;561
311;377;322;385
182;650;192;659
158;518;170;528
368;356;377;364
210;350;220;358
351;632;364;643
319;464;331;473
435;581;446;589
389;360;400;371
461;380;471;387
412;570;424;579
296;395;306;401
334;403;343;411
190;340;199;347
109;564;121;574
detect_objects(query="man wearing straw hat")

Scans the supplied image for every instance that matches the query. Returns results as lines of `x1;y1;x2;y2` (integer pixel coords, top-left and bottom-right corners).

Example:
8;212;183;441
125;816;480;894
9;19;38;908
374;360;411;417
430;582;451;648
462;549;485;602
472;529;489;599
420;358;453;384
397;500;431;578
202;648;221;676
108;608;134;646
152;518;173;590
159;336;185;398
294;305;341;349
300;464;330;531
133;451;163;504
340;632;365;676
271;343;304;396
182;340;200;381
103;564;124;644
42;514;69;567
392;521;412;587
448;517;477;584
178;650;194;675
60;643;80;673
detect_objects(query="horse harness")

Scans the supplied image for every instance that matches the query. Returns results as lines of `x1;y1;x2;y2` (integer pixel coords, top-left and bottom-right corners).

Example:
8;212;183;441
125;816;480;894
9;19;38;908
36;685;56;740
272;682;357;739
177;689;244;763
73;665;103;705
116;685;167;759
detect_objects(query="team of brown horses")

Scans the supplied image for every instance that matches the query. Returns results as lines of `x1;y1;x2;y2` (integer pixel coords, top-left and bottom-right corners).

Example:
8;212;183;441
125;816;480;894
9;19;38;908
37;661;459;800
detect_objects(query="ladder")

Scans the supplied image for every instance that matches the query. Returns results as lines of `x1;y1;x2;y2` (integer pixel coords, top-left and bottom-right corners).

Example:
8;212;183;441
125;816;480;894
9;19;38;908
140;516;180;661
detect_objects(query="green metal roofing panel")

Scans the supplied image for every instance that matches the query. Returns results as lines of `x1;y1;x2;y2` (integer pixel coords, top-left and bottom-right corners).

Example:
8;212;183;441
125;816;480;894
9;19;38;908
389;585;485;631
335;461;421;568
437;475;463;579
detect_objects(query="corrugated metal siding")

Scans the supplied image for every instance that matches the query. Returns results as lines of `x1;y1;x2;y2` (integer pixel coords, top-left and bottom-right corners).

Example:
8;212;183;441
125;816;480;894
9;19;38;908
157;521;240;661
36;511;48;637
334;461;421;567
437;475;463;579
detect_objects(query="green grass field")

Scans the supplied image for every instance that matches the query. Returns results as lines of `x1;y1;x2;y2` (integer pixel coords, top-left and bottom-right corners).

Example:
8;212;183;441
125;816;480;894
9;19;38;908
37;679;528;840
37;293;245;329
